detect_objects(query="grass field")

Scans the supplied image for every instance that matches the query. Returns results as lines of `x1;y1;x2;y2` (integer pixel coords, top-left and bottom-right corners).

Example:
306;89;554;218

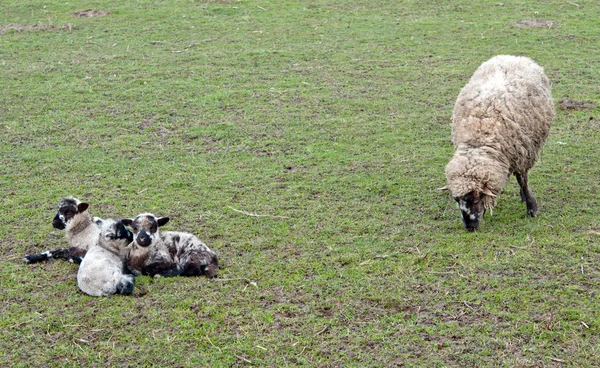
1;0;599;366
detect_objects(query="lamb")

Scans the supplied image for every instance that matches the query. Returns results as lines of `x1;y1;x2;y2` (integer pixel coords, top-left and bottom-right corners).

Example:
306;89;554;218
77;219;135;296
23;197;101;264
441;55;555;231
121;213;218;278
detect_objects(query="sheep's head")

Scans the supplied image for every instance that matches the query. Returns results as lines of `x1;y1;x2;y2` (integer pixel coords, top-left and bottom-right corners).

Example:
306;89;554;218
121;213;169;248
439;185;496;232
53;197;90;230
99;219;134;253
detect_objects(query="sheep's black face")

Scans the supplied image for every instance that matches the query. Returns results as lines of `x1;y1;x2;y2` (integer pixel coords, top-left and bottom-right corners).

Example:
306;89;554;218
101;220;134;247
454;191;484;232
115;221;134;243
53;198;80;230
123;214;169;248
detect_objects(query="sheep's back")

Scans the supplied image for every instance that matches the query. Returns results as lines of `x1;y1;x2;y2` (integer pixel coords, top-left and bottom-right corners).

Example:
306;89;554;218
77;246;123;296
452;55;554;172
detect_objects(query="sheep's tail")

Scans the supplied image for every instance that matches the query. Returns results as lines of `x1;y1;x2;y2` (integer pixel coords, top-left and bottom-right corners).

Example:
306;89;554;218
22;247;86;264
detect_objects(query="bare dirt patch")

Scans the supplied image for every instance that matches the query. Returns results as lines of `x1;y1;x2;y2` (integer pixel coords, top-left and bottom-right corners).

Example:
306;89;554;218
73;9;110;18
511;20;559;28
0;24;72;33
559;98;597;111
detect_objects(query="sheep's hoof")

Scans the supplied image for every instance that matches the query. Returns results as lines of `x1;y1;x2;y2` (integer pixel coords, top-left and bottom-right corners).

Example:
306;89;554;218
527;208;538;217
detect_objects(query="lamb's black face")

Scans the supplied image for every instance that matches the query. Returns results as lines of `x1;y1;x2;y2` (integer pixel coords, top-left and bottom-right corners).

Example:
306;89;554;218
101;220;134;249
114;221;134;243
454;191;485;232
52;198;79;230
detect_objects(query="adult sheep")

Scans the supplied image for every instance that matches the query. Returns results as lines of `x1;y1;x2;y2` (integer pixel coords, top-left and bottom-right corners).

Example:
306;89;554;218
441;55;555;231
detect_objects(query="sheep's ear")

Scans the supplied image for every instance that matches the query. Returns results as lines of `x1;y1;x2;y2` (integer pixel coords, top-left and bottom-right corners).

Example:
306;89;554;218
157;217;170;227
121;219;133;227
437;185;449;191
482;186;496;198
77;202;89;213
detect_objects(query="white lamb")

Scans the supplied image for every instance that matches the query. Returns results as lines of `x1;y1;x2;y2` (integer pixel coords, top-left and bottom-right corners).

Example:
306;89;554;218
77;219;135;296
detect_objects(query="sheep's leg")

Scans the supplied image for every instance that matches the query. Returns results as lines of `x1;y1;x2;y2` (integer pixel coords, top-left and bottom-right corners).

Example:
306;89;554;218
23;247;85;264
145;261;181;277
116;274;135;295
515;172;538;217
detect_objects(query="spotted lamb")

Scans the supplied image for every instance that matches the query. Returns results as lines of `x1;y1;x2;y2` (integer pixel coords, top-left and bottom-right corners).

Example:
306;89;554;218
122;213;218;278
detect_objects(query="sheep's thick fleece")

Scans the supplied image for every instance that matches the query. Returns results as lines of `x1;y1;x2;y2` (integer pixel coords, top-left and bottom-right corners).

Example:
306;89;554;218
445;55;555;210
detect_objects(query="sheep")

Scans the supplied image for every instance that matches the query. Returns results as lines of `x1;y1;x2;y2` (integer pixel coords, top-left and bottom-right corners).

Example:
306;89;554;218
23;197;101;264
441;55;555;231
121;213;218;278
77;219;135;296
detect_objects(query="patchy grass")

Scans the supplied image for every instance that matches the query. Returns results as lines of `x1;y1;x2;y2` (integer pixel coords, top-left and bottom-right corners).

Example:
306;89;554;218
1;0;600;366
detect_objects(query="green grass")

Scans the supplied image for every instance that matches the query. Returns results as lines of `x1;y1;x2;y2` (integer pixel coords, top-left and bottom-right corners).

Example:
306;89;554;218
1;0;600;365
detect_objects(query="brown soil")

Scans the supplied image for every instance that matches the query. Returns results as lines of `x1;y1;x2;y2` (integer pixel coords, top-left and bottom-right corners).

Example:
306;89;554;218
0;24;62;33
511;19;559;28
559;98;597;111
73;9;110;18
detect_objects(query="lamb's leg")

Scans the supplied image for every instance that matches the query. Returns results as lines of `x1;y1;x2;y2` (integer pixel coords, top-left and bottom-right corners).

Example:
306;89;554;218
144;261;181;277
23;247;86;264
116;274;135;295
515;172;538;217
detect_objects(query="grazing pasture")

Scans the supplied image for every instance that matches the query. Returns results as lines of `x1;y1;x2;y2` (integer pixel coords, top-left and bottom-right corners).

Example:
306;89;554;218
1;0;599;366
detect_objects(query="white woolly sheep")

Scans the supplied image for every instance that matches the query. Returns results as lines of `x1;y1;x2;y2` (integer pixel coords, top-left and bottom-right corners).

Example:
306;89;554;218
23;197;102;264
122;213;218;278
77;219;135;297
441;55;555;231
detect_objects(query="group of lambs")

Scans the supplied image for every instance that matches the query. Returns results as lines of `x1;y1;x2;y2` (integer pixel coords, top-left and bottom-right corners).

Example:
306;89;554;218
23;197;218;297
22;54;557;293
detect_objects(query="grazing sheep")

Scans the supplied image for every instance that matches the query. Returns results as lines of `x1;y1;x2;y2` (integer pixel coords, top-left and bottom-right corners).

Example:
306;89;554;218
122;214;218;278
23;197;101;264
441;55;555;231
77;219;135;296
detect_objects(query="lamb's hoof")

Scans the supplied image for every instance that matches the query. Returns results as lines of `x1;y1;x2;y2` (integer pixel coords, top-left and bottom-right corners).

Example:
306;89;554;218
527;208;538;217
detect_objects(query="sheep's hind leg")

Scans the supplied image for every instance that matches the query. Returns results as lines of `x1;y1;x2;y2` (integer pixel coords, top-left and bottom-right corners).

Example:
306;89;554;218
515;172;538;217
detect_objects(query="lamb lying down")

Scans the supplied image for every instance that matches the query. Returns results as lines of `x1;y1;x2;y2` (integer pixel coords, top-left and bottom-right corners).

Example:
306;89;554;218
122;214;218;278
23;197;101;264
77;219;135;296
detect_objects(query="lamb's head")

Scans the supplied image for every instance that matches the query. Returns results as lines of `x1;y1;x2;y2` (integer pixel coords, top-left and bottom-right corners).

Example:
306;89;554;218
121;213;169;248
52;197;91;230
98;219;134;253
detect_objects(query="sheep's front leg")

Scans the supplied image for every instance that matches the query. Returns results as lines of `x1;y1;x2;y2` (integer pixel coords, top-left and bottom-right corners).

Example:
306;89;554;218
515;172;538;217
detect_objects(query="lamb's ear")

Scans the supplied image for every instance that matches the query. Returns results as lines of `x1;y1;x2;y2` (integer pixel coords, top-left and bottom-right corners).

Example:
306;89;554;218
77;202;89;213
437;185;449;191
157;217;170;227
482;186;497;198
121;219;133;227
